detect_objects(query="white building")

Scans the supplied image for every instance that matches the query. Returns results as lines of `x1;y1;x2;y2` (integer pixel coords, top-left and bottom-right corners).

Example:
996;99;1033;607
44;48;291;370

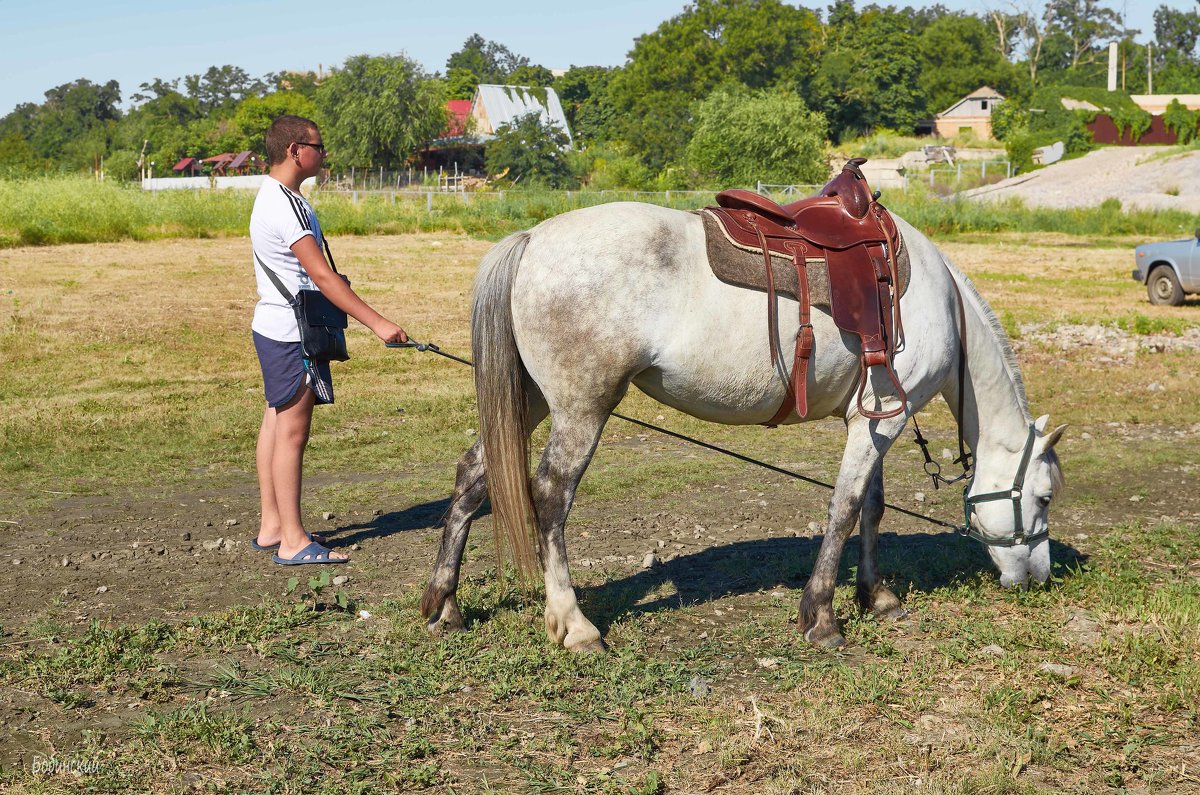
470;84;573;146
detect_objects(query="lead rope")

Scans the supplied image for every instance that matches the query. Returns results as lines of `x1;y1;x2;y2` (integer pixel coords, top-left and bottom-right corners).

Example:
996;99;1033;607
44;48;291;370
388;341;965;534
911;271;973;490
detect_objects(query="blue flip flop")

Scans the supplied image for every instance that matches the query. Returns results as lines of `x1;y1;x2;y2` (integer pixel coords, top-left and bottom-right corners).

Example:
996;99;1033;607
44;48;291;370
272;541;348;566
251;532;327;552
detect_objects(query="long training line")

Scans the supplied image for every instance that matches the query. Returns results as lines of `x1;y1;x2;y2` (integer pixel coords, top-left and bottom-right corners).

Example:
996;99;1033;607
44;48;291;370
387;341;963;532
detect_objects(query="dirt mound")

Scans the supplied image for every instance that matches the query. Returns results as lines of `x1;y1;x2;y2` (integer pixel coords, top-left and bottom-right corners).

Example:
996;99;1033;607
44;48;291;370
959;147;1200;212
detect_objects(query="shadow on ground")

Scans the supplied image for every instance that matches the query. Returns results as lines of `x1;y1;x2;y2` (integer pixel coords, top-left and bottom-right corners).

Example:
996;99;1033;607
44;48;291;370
326;497;492;546
581;532;1087;634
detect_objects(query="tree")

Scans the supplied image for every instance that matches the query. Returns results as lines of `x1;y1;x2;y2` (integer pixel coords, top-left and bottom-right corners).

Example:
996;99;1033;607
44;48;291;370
508;64;555;87
686;85;828;187
446;34;529;84
553;66;618;145
24;79;122;168
917;13;1023;117
0;132;41;177
485;111;573;187
183;65;267;113
220;91;320;154
446;67;480;100
811;4;924;138
607;0;822;171
1043;0;1124;72
316;54;448;169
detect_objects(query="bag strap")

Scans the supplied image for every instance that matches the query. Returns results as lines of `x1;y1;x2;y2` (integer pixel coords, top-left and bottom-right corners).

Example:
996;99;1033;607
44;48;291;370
254;251;295;304
254;232;338;304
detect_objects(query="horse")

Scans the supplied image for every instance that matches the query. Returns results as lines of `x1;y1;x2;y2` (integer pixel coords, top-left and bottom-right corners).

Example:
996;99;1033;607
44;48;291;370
418;200;1066;652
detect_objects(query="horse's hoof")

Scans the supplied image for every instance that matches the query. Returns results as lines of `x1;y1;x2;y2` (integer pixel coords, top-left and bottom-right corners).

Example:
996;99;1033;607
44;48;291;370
874;606;908;622
567;638;608;654
426;616;467;638
814;632;846;650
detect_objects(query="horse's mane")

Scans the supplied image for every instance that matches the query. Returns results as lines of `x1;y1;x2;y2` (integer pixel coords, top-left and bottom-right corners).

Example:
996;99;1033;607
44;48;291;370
939;254;1031;420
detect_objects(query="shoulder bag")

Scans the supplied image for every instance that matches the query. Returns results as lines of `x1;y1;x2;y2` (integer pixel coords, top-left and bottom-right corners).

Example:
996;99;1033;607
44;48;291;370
255;238;350;362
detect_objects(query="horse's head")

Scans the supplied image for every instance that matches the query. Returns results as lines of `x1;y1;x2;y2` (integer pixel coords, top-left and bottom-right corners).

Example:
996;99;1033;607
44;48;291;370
965;415;1067;589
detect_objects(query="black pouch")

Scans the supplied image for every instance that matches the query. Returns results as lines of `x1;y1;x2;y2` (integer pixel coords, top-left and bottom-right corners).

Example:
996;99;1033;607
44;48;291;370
256;240;351;363
293;283;349;362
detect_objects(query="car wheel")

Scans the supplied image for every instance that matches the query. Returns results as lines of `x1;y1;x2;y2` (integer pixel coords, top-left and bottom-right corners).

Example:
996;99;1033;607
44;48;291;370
1147;266;1184;306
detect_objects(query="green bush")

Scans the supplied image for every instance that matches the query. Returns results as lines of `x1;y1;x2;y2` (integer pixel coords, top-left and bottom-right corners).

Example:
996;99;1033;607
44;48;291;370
1162;99;1199;144
686;84;827;188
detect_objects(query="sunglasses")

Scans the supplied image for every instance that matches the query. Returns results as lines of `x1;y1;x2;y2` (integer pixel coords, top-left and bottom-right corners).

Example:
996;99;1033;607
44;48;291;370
295;141;327;153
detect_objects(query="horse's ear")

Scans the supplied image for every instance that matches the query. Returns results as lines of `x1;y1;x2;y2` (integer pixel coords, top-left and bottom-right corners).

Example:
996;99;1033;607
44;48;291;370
1040;423;1068;451
1034;414;1049;433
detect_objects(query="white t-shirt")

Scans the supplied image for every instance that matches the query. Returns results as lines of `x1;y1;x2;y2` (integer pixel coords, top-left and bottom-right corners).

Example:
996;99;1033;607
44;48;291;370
250;176;326;342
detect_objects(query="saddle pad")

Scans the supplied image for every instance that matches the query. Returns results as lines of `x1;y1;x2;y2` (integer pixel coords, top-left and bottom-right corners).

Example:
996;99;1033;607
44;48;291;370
698;209;909;307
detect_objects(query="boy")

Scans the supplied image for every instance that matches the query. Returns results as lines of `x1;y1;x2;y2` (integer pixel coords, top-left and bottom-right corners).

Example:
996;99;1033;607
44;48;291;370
250;115;406;565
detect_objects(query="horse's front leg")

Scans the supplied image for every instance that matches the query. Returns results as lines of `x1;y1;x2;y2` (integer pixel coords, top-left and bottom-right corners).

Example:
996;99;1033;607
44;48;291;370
855;463;907;620
420;439;488;636
799;416;905;647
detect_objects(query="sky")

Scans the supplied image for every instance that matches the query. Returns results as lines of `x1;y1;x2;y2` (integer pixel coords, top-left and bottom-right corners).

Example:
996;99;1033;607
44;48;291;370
0;0;1187;118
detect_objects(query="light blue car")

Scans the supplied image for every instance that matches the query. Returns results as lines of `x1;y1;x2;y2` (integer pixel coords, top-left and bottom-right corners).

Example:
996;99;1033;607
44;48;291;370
1134;234;1200;305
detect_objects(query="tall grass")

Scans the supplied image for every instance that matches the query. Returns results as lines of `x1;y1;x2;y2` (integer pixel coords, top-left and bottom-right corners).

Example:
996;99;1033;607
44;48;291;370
1;175;1196;248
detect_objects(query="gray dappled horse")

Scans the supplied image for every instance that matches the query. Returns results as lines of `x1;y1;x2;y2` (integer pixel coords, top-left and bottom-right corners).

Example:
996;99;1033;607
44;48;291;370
419;203;1065;651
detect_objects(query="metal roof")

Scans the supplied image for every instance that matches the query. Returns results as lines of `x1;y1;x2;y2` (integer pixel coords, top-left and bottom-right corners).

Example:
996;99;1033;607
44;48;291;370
473;84;573;145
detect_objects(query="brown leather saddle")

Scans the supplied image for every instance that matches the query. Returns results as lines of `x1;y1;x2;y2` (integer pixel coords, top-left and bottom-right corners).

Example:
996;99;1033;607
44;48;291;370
704;157;906;424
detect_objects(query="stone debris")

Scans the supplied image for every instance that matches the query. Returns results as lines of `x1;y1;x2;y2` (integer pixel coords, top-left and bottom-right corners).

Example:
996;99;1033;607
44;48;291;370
642;552;658;569
978;644;1006;658
1039;662;1078;680
224;518;239;527
1063;609;1102;648
322;512;335;521
688;674;711;698
333;575;349;586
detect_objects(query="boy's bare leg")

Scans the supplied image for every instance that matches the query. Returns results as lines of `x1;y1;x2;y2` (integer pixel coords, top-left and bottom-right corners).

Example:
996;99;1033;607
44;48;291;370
255;405;282;546
254;402;325;549
272;386;348;561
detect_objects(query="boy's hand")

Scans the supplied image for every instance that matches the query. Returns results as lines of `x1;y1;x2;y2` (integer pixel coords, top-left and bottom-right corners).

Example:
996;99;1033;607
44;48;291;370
373;321;408;344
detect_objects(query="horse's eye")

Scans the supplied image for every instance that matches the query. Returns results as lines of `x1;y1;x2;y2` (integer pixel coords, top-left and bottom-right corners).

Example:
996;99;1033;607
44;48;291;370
1036;494;1051;508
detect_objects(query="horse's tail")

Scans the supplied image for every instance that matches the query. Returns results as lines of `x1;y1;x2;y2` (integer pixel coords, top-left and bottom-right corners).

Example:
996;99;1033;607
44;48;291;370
472;231;539;580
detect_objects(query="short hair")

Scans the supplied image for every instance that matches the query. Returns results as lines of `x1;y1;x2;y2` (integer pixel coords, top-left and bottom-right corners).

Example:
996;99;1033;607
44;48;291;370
265;115;319;165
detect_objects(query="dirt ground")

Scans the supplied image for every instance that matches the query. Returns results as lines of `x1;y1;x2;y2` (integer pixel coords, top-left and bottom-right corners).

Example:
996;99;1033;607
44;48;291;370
3;232;1200;781
4;416;1197;637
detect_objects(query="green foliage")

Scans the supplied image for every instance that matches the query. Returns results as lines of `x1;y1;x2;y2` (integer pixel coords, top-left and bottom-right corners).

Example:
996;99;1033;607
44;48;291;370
1110;105;1153;141
812;4;924;139
221;91;319;154
607;0;822;170
553;66;618;145
916;12;1022;119
446;34;530;84
573;143;654;190
445;67;479;101
988;99;1028;142
316;54;448;169
686;85;828;187
0;132;41;177
1162;99;1199;144
485;112;574;188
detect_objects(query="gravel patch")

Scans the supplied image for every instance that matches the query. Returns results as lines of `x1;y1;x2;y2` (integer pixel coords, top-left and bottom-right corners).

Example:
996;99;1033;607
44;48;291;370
960;147;1200;212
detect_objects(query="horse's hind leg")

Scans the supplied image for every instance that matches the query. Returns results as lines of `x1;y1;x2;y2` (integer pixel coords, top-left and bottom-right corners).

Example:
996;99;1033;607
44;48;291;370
420;439;486;636
421;394;550;636
855;464;907;620
533;406;613;653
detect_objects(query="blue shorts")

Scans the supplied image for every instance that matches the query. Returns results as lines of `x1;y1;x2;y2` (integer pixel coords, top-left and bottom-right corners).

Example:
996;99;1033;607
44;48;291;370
253;331;334;408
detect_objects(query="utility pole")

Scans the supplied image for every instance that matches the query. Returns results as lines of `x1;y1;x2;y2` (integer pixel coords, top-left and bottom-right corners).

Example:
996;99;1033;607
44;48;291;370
1148;42;1153;94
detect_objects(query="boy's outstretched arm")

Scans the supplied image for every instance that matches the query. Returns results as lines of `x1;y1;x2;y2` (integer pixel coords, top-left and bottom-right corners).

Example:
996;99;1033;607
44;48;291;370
291;236;408;344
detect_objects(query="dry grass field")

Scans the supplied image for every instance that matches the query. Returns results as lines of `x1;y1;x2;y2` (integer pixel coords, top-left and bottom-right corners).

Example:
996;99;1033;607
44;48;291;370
0;228;1197;793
